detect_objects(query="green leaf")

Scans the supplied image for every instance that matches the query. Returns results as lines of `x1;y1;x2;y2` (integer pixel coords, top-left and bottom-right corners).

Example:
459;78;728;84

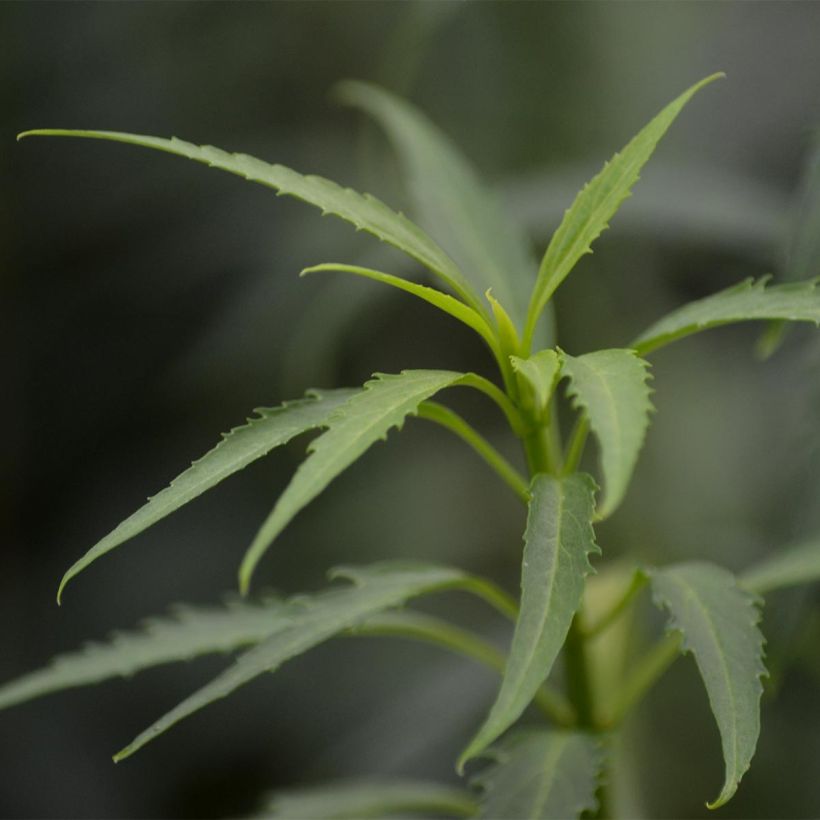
239;370;470;593
510;350;560;417
460;474;599;767
741;539;820;594
259;778;477;819
473;730;602;820
336;80;537;337
301;263;501;357
633;276;820;355
0;595;290;710
523;73;723;348
648;562;766;809
58;389;356;602
560;350;653;519
113;562;469;760
18;129;483;314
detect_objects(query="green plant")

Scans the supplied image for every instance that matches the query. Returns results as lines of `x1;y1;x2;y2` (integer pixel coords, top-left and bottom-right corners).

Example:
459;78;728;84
5;73;820;818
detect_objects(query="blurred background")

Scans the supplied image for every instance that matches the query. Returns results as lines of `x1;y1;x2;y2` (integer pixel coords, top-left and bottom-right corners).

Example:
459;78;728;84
2;2;819;817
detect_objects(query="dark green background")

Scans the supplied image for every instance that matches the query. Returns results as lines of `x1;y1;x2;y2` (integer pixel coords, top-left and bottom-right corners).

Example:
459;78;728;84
2;2;819;817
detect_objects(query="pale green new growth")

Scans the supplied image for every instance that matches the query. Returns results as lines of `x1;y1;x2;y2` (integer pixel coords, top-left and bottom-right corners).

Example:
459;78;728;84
649;562;766;809
460;474;600;767
0;596;289;710
510;350;561;417
57;389;356;602
239;370;473;593
259;778;477;819
17;129;484;315
473;730;602;820
337;80;537;336
560;350;653;519
633;276;820;355
523;74;724;350
114;562;469;760
741;538;820;594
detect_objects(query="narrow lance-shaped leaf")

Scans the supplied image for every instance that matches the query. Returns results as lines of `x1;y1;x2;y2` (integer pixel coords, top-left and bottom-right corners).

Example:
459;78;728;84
633;276;820;355
510;350;560;417
258;778;477;819
523;73;723;348
336;80;540;339
113;562;470;760
239;369;475;594
560;350;653;519
18;129;485;315
58;389;356;602
460;474;600;767
473;730;602;820
649;562;766;809
0;596;291;710
740;538;820;595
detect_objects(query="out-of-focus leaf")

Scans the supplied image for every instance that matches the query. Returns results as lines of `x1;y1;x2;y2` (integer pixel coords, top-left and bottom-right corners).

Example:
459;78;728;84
649;562;766;809
741;539;820;594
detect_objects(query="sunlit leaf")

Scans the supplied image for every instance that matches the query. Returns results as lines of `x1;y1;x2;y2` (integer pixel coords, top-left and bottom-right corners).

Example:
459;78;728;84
58;389;356;602
649;562;766;809
336;80;538;337
114;562;470;760
460;474;599;767
524;73;723;348
741;539;820;594
18;129;484;314
239;370;470;593
259;778;476;819
473;730;602;820
560;349;653;519
633;276;820;355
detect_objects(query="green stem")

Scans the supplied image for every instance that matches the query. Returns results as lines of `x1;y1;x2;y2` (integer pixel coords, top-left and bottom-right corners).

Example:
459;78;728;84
350;610;575;727
604;633;681;727
416;402;529;504
562;416;589;476
563;613;597;729
461;576;520;623
455;373;528;437
583;571;648;640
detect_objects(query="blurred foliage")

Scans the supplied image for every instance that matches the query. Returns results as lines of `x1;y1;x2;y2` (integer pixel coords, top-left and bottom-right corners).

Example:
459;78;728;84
2;2;819;818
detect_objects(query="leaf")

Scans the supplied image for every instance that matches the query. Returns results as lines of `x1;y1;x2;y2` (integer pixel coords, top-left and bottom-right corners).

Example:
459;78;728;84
336;80;538;337
648;562;766;808
460;474;599;767
259;778;477;819
0;595;290;710
740;539;820;594
523;73;723;348
18;129;484;314
633;276;820;355
58;389;356;602
239;370;468;593
510;350;560;417
560;349;653;519
301;263;500;356
473;730;602;820
113;562;469;760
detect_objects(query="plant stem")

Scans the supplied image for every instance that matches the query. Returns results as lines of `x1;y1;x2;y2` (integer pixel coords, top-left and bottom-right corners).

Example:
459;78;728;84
461;576;520;622
582;571;648;640
416;402;529;504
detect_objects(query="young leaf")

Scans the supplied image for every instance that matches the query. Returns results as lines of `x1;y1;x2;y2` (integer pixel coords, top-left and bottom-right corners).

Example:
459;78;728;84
18;129;485;315
510;350;560;417
258;778;477;819
740;539;820;595
460;474;600;767
472;730;602;820
560;349;653;519
0;596;290;710
523;73;723;349
301;263;501;357
113;562;469;760
58;389;356;602
633;276;820;355
239;370;472;593
648;562;766;809
336;80;537;336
